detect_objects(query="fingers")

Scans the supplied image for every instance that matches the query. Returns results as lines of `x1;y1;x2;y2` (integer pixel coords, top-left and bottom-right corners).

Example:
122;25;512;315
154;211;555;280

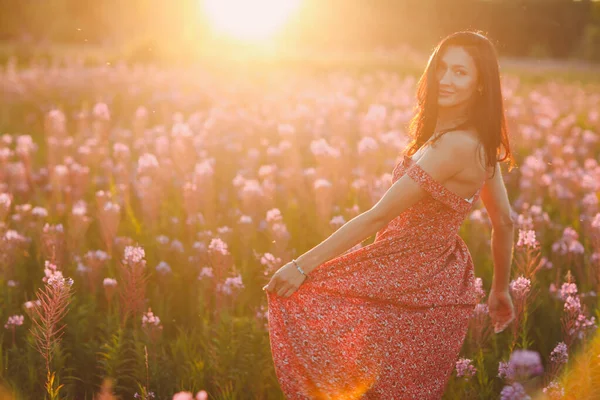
263;277;278;293
277;283;291;297
282;286;298;298
494;315;515;333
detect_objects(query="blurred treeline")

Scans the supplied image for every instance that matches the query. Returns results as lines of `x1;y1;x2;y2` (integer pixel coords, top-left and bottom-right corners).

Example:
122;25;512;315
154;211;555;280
0;0;599;62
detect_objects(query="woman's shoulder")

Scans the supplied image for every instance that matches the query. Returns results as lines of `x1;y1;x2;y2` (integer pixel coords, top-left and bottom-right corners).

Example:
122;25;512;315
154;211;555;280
433;129;489;173
431;128;481;154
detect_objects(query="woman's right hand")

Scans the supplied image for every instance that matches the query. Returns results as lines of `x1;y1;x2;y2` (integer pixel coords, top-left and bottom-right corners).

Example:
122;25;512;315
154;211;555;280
487;289;515;333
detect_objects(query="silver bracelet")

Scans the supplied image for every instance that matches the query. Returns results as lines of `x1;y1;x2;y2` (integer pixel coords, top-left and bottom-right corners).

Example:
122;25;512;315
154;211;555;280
292;259;308;277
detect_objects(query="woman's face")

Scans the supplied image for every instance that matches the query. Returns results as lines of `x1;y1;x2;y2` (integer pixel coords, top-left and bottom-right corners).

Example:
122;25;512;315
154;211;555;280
436;45;479;108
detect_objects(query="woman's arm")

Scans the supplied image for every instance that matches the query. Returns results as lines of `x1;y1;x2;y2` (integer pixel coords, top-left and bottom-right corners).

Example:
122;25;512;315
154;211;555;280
296;131;475;276
296;210;386;275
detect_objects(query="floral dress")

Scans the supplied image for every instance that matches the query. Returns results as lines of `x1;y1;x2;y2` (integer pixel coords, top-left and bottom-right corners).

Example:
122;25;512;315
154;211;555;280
266;153;482;399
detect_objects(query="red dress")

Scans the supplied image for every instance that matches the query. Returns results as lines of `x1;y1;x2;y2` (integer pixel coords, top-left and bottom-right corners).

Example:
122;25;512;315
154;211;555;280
266;154;482;399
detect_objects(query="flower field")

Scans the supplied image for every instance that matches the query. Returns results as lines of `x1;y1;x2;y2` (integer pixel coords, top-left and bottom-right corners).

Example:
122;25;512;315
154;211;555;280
1;58;600;399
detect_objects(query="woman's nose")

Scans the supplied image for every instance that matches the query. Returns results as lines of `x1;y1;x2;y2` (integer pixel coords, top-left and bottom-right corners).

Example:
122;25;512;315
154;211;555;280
439;70;452;86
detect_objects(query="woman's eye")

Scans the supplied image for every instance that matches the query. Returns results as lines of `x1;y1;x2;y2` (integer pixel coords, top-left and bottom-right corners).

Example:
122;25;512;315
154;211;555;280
455;70;466;76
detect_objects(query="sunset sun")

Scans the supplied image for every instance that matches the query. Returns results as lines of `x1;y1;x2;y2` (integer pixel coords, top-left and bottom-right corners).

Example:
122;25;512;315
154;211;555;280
202;0;302;41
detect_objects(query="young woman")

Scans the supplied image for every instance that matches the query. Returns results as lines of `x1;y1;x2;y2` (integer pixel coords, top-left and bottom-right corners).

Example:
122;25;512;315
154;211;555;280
263;31;516;399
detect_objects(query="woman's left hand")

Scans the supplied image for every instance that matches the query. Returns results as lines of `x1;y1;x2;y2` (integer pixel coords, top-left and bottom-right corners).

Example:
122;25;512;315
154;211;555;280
263;261;308;298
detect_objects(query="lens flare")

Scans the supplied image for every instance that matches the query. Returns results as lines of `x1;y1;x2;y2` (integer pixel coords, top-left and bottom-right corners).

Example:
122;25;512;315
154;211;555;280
202;0;302;41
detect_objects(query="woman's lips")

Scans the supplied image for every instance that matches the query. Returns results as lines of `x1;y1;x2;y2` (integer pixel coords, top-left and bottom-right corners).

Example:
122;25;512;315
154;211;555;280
439;90;454;96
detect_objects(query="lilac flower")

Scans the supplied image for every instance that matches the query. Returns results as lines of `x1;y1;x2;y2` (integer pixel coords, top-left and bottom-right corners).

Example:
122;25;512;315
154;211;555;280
258;164;276;179
474;277;486;299
0;192;11;208
72;201;88;216
508;349;544;380
195;159;215;176
330;215;346;228
23;300;41;310
310;138;340;157
550;342;568;365
170;240;184;253
509;276;531;299
113;142;130;159
500;382;531;400
195;390;208;400
239;215;252;224
156;261;172;275
469;209;488;223
47;276;74;289
103;278;117;287
4;229;27;243
473;303;489;317
455;357;477;378
156;235;170;245
4;315;24;329
123;245;146;265
542;380;565;399
266;208;283;223
540;257;553;269
552;227;584;255
241;180;263;196
142;308;161;328
92;102;110;120
137;153;159;175
357;136;379;154
516;229;538;249
43;261;63;283
559;282;578;301
198;267;214;279
314;179;332;190
217;274;245;295
172;392;193;400
208;238;229;255
574;314;597;339
32;207;48;218
216;226;232;236
564;296;581;313
498;361;512;379
103;201;120;213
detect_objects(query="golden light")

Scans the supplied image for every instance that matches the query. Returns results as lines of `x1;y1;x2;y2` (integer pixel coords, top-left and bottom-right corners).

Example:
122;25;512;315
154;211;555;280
202;0;302;41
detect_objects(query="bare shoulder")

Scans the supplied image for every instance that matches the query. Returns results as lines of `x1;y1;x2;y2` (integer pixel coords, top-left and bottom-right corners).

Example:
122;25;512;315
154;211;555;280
431;129;481;159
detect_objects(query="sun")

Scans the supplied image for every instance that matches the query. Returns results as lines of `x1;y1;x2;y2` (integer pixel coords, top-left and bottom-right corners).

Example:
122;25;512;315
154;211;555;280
202;0;302;41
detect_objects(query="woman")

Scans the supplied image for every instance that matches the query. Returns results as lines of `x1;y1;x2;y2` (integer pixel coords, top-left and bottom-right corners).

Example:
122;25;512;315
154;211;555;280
263;31;516;399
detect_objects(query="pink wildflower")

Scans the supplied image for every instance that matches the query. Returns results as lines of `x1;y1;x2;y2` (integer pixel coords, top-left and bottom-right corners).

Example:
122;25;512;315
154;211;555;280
455;358;477;378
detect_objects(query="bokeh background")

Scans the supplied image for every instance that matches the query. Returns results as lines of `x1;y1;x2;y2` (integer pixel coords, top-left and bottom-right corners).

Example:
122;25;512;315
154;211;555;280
1;0;600;64
1;1;600;400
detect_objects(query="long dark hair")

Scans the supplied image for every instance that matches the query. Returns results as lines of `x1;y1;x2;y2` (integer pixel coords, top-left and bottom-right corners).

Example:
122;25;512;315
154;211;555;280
404;30;515;178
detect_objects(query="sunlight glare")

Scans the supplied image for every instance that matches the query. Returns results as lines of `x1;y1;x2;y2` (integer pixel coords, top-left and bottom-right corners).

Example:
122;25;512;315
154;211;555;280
202;0;302;41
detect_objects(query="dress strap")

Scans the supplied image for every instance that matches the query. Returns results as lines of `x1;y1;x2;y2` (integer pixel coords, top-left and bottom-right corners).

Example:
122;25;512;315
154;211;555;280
403;156;474;213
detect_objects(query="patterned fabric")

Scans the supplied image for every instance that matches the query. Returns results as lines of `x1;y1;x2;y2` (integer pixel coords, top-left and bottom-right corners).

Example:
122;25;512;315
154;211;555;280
266;154;482;399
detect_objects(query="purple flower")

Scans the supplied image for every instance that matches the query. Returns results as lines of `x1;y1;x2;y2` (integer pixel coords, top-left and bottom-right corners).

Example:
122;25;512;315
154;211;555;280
198;267;214;279
564;296;581;313
516;229;538;249
550;342;568;365
542;380;565;399
500;382;531;400
509;276;531;299
208;238;229;255
559;282;578;300
156;261;172;275
172;391;193;400
4;315;24;329
455;357;477;378
123;245;146;266
508;349;544;380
